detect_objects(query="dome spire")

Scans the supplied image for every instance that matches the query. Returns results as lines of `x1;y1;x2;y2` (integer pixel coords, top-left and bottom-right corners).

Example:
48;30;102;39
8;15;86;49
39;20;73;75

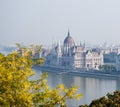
67;29;70;37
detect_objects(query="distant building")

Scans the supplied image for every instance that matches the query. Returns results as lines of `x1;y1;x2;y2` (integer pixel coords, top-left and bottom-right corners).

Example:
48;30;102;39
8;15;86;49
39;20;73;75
103;52;117;64
44;31;104;70
103;51;117;71
116;54;120;71
86;49;103;70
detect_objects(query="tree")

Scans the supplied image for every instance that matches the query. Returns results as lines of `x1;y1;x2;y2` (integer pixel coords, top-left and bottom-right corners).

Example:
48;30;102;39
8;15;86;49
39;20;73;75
32;74;82;107
0;47;82;107
0;52;33;107
79;90;120;107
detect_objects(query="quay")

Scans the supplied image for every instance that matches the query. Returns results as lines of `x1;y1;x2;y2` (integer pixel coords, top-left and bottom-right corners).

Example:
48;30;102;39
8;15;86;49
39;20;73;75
32;65;120;79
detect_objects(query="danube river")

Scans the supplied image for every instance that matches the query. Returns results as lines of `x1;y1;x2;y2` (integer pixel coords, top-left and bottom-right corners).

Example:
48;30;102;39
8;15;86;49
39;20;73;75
32;67;120;107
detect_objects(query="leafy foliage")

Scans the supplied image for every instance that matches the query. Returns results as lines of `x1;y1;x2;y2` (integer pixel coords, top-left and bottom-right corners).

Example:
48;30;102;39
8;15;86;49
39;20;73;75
0;52;33;107
79;90;120;107
0;46;82;107
32;73;82;107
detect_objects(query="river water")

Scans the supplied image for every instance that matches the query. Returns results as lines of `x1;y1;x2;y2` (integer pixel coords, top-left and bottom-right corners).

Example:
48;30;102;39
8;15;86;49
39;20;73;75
1;50;120;106
32;67;120;107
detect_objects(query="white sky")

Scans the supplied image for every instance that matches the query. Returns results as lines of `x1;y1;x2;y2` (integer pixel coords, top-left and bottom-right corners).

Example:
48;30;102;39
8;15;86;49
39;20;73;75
0;0;120;47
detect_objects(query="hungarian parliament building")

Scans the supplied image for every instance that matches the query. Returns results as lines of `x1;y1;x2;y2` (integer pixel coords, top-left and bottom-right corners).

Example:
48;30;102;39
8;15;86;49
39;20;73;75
17;30;120;71
43;31;104;70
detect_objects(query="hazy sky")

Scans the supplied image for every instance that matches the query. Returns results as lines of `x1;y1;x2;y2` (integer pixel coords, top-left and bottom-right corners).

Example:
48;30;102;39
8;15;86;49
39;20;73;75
0;0;120;47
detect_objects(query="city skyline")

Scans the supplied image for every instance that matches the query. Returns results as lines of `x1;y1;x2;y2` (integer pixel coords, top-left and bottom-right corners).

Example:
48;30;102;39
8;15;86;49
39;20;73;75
1;0;120;46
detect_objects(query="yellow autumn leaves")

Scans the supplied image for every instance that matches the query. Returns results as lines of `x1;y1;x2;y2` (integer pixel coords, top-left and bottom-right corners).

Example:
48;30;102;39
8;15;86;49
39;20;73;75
0;47;82;107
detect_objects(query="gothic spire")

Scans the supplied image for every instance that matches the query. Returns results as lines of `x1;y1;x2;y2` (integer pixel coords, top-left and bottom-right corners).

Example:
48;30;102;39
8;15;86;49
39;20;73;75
67;29;70;37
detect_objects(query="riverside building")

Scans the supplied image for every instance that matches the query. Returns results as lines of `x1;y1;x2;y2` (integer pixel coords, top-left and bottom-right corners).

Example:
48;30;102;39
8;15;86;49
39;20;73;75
44;31;104;70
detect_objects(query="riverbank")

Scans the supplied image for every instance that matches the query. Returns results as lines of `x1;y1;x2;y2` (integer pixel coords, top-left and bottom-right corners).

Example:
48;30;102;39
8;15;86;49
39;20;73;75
32;65;120;80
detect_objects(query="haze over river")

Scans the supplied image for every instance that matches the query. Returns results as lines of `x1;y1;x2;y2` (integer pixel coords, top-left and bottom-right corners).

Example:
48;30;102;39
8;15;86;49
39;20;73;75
32;67;120;107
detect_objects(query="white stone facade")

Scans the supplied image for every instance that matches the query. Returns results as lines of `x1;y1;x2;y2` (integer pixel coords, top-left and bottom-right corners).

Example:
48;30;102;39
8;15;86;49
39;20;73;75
85;50;103;70
44;31;104;70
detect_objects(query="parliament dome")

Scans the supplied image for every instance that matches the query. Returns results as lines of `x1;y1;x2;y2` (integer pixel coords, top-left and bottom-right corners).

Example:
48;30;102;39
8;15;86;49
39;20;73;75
64;31;75;46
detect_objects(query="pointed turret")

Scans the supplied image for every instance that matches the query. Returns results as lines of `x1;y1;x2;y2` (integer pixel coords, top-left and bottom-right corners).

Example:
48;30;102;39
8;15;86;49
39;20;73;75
57;41;61;54
56;41;62;65
67;29;70;37
83;40;85;48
